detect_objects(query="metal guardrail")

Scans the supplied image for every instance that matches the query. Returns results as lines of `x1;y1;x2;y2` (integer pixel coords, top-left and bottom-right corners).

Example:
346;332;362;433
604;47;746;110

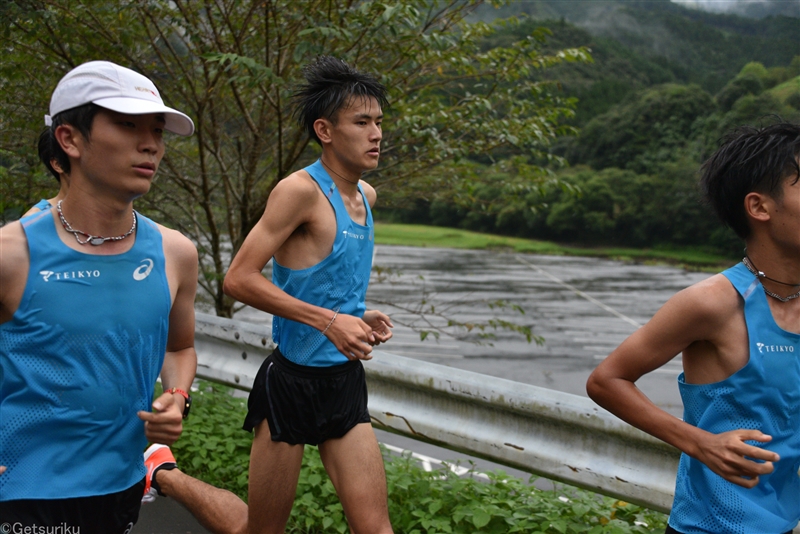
194;312;680;513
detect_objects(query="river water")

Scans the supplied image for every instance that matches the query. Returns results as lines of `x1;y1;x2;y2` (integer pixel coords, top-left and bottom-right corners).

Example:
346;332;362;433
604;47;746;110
233;244;716;418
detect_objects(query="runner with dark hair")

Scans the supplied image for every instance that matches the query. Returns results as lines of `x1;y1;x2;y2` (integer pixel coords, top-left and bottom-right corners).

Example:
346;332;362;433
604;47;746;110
588;122;800;533
0;60;198;532
143;56;394;534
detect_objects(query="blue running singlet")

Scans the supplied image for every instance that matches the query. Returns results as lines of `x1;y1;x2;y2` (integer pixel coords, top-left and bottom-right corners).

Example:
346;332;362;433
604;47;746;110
0;210;171;500
30;199;51;213
669;262;800;533
271;159;374;367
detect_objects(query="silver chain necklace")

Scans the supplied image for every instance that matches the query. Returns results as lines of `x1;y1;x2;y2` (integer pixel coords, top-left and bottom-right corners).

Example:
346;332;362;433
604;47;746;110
742;256;800;303
57;200;136;246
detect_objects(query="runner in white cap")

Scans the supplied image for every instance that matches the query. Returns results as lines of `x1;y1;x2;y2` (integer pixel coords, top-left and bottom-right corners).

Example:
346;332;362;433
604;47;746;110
23;60;193;217
0;60;198;533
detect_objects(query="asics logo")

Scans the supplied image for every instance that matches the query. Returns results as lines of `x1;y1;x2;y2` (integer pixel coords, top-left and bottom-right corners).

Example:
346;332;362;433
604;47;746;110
40;269;100;282
133;259;154;281
756;342;794;354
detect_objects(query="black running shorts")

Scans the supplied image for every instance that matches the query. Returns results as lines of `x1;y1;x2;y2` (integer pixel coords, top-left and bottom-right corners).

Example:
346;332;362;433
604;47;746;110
243;348;371;445
0;478;144;534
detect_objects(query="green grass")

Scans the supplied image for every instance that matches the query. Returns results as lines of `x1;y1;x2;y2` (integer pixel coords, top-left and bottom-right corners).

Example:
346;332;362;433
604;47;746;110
374;222;735;271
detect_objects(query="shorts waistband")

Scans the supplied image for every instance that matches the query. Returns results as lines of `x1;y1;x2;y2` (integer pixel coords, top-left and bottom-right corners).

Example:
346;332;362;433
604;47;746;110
271;347;362;377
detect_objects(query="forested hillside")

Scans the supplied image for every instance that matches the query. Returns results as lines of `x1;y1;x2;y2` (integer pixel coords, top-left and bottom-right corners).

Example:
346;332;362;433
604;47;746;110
383;0;800;258
3;0;798;271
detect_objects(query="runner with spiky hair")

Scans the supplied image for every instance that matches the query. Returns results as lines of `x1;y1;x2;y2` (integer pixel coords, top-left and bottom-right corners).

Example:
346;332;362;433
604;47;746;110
145;56;394;534
293;55;390;146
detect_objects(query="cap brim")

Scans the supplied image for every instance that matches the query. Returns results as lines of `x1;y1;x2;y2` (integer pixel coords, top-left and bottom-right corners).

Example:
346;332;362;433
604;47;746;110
93;96;195;136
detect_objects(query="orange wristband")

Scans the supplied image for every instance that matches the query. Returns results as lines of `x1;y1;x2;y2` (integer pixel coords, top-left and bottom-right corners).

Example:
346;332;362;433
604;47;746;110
167;387;189;400
167;387;192;419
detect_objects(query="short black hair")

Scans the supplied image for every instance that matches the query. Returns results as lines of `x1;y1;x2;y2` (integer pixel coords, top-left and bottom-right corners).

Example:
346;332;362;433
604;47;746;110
37;129;61;182
38;103;101;176
292;56;388;145
700;121;800;239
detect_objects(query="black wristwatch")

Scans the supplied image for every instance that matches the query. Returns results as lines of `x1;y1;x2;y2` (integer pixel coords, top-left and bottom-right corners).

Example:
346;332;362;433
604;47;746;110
168;387;192;419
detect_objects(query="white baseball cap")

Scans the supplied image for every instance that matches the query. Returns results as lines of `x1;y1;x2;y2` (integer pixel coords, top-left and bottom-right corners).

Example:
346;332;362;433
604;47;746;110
45;60;194;136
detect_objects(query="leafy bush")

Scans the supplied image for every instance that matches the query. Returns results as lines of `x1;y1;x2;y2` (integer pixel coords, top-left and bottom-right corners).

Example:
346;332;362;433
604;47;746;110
715;72;764;112
167;382;252;497
169;382;669;533
384;455;667;534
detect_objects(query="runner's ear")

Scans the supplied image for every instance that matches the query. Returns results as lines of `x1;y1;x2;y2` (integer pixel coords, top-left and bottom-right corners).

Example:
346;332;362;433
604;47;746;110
743;191;772;224
313;118;333;146
53;124;84;161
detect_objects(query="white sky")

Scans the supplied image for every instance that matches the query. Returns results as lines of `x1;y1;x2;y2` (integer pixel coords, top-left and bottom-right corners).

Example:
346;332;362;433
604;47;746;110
671;0;798;13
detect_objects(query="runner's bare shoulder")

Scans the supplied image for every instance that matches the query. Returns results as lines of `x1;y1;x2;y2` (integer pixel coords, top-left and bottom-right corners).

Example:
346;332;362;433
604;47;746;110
665;273;742;334
155;223;198;267
264;170;329;219
0;221;29;273
273;169;322;198
358;180;377;207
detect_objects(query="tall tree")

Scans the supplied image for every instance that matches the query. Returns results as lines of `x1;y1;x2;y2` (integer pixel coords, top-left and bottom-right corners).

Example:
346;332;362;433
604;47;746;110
1;0;588;316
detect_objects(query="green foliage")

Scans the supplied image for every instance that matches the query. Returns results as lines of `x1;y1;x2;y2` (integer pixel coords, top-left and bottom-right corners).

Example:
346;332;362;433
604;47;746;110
543;163;732;251
384;161;741;259
764;74;800;107
171;381;669;533
0;137;58;220
378;51;800;258
474;2;800;135
168;382;253;496
290;447;348;533
698;92;800;160
0;0;588;317
572;84;715;174
788;91;800;111
480;19;674;126
715;73;765;112
385;455;667;534
738;62;769;81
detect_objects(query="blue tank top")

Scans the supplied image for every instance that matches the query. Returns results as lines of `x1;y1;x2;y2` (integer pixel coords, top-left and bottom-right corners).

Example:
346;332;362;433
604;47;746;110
272;160;374;367
670;262;800;533
31;199;51;212
0;210;171;500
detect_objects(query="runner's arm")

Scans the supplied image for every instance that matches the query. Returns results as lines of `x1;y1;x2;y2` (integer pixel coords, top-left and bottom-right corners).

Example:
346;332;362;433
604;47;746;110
352;181;394;347
139;231;198;444
0;222;29;324
586;278;778;488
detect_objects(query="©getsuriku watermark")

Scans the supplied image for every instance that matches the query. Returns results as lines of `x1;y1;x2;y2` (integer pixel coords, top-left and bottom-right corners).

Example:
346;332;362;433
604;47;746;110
0;524;80;534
